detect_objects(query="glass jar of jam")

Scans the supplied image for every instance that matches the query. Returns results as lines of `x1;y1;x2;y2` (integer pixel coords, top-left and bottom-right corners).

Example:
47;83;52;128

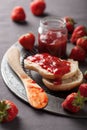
38;16;68;57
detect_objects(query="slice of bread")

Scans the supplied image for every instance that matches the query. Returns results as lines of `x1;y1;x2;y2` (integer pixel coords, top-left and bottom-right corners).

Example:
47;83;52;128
42;69;83;91
24;56;78;80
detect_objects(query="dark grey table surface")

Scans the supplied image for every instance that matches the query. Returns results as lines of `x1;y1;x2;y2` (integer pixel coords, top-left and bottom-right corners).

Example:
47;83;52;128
0;0;87;129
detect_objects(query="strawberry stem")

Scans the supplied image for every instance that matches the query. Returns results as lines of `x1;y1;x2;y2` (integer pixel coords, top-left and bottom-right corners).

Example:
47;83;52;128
73;91;85;108
0;100;10;122
0;111;7;122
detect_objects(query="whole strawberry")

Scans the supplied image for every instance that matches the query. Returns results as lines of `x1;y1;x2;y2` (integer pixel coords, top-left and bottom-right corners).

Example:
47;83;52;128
0;100;18;122
76;36;87;52
79;83;87;98
11;6;26;22
18;33;35;50
69;46;86;61
70;25;87;44
74;25;87;33
30;0;46;16
64;16;75;33
62;92;84;113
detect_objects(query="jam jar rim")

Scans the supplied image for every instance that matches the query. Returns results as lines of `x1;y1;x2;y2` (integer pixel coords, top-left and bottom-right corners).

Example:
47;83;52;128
40;16;66;30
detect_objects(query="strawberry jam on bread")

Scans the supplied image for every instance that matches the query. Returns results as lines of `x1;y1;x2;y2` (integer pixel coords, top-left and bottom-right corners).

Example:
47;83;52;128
24;53;78;80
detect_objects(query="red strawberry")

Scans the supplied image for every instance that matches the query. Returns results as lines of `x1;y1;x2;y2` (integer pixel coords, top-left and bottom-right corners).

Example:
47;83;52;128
70;25;87;44
69;46;86;61
18;33;35;50
74;25;87;33
64;16;75;33
76;36;87;52
79;83;87;97
11;6;26;22
62;92;84;113
30;0;46;16
0;100;18;122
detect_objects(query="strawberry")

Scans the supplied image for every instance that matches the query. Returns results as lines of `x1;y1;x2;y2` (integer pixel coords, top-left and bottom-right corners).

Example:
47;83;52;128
70;25;87;44
62;92;84;113
30;0;46;16
76;36;87;52
69;46;86;61
0;100;18;122
18;33;35;50
64;16;75;33
74;25;87;33
79;83;87;98
11;6;26;22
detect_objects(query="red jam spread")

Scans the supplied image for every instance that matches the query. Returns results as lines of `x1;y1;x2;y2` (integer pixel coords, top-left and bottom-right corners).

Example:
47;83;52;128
52;78;62;85
27;53;70;78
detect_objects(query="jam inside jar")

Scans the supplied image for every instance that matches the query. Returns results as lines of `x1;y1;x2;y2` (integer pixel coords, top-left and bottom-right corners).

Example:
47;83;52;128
38;16;68;58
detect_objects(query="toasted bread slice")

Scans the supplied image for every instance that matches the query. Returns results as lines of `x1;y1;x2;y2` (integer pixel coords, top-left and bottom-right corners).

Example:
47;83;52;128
24;56;78;80
42;69;83;91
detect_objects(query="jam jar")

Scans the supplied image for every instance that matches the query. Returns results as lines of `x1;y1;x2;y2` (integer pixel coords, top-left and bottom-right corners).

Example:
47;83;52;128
38;16;68;57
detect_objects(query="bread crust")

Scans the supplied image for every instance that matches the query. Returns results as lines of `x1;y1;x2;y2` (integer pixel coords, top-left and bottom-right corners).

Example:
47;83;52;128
42;69;83;91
